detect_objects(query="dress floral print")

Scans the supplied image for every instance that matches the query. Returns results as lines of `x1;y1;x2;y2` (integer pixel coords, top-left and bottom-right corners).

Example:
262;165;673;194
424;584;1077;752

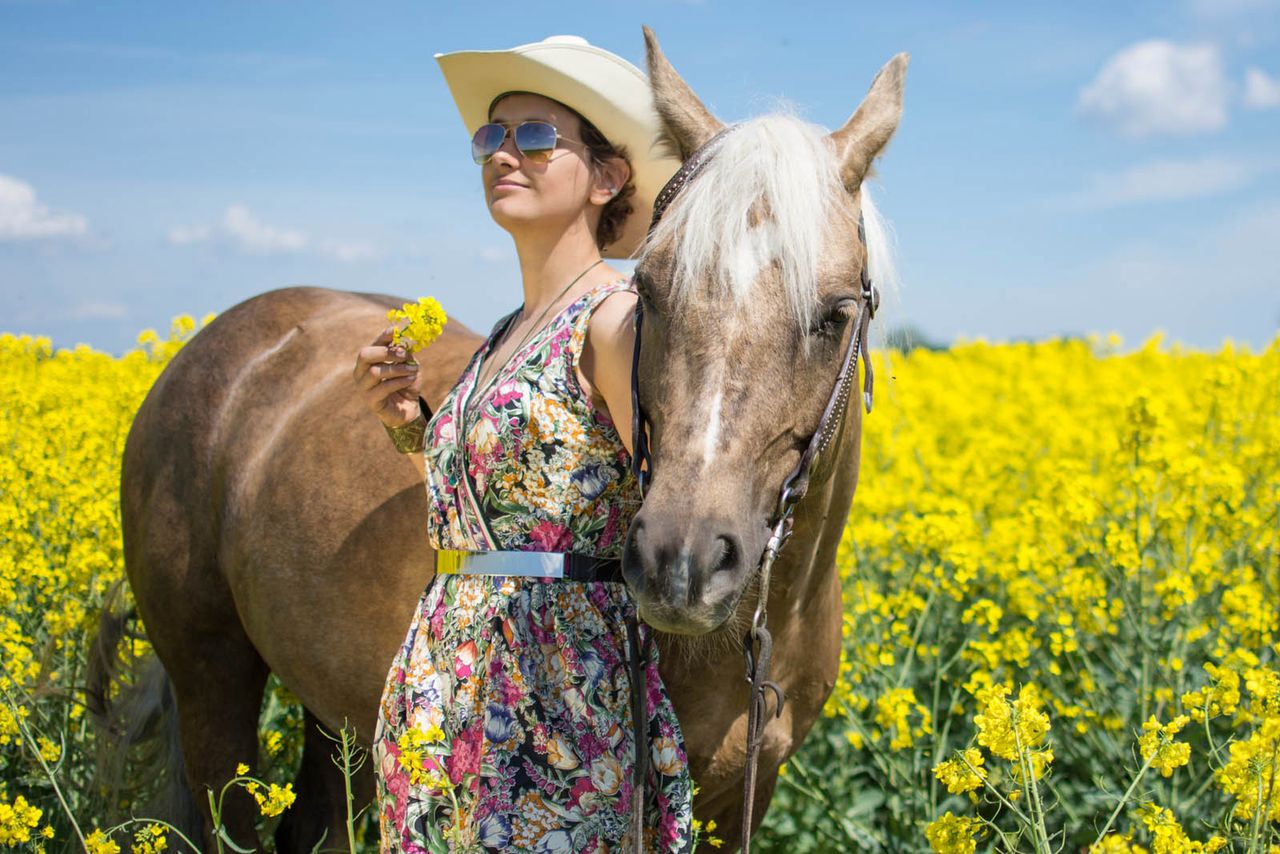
372;277;694;853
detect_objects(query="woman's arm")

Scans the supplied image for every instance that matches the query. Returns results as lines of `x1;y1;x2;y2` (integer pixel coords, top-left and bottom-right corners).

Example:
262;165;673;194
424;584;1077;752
577;290;638;457
406;450;427;482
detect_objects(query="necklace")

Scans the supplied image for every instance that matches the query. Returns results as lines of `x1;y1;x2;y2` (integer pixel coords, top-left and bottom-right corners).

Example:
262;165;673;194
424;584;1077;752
468;257;605;407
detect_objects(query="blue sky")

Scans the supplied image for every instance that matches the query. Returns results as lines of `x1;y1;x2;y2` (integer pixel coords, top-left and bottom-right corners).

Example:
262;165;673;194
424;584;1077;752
2;0;1278;354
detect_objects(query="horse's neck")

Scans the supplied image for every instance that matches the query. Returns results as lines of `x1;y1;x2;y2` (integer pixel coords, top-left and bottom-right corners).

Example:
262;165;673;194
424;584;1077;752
771;404;863;613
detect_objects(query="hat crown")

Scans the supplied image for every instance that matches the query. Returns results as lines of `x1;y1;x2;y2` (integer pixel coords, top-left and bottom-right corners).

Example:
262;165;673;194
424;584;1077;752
539;35;590;46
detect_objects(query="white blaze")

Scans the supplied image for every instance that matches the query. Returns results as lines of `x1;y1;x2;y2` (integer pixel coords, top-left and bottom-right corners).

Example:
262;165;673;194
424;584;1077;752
701;390;723;465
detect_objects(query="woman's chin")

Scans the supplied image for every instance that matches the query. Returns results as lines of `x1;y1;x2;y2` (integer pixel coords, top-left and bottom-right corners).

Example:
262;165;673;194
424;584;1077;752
488;206;567;234
487;198;534;220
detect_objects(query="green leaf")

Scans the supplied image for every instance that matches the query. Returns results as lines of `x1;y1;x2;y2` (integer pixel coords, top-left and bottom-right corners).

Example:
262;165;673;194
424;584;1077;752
850;788;886;817
216;825;258;853
308;826;330;854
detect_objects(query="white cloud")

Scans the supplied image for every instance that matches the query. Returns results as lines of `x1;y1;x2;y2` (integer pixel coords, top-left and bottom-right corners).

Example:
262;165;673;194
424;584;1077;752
1244;67;1280;108
1077;40;1230;138
70;301;128;320
321;240;382;263
168;205;304;254
1057;154;1279;210
0;173;90;241
166;225;212;245
221;204;308;254
167;205;385;262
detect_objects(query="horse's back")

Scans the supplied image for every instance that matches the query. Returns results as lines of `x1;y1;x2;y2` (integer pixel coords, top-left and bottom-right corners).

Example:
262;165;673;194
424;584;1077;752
120;286;481;736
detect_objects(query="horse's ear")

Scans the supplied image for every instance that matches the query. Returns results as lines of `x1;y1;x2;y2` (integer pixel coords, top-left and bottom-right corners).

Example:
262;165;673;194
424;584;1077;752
829;52;909;193
642;25;725;161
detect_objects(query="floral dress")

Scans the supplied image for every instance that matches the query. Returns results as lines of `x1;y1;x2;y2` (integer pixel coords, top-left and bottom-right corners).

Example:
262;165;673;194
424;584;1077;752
372;277;695;853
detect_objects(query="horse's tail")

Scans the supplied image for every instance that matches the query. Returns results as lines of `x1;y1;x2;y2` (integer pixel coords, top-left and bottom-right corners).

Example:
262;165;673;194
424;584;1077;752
85;579;204;845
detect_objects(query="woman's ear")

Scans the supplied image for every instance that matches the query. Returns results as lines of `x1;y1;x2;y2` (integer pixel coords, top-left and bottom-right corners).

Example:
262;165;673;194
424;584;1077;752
589;156;630;206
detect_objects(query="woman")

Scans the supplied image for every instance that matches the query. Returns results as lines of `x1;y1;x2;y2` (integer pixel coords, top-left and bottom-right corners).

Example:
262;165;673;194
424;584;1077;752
351;35;693;853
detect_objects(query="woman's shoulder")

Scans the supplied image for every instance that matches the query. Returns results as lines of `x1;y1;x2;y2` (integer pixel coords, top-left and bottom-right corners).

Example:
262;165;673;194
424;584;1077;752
576;274;635;315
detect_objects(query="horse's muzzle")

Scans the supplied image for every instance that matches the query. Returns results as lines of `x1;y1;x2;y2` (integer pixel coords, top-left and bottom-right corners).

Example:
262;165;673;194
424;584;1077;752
622;511;751;635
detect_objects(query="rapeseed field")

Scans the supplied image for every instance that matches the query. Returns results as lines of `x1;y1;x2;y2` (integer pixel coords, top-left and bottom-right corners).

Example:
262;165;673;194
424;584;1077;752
1;318;1277;852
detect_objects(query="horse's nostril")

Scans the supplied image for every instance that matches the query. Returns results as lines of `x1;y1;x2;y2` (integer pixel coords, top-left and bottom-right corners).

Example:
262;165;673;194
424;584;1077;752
712;534;740;574
623;519;645;571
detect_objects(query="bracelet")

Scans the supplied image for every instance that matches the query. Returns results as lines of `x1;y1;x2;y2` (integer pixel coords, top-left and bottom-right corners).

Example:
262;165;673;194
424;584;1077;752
384;414;427;454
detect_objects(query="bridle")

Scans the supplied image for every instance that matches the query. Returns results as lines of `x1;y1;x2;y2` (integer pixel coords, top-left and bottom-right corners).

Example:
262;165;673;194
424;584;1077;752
629;124;878;853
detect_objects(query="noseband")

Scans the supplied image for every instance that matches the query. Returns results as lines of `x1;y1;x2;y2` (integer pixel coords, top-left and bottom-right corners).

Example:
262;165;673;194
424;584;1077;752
629;124;878;852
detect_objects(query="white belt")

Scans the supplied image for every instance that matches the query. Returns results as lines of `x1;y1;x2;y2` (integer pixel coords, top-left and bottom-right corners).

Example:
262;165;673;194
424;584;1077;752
435;548;566;578
433;549;626;582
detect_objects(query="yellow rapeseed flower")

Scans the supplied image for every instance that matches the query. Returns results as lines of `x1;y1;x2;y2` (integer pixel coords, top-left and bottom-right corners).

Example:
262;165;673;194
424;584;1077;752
396;725;453;790
85;828;122;854
1214;716;1280;822
388;297;447;354
248;781;297;818
933;748;986;794
1090;833;1147;853
925;811;979;854
874;687;932;751
36;736;61;764
1138;804;1226;854
973;684;1050;761
0;794;42;846
1137;715;1191;777
131;822;168;854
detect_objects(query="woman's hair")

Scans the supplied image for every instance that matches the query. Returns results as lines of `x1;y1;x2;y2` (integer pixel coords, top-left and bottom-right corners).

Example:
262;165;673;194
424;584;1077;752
488;92;636;251
574;110;635;251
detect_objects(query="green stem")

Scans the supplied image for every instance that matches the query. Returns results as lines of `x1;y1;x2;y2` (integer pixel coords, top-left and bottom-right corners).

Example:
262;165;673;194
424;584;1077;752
104;817;203;854
955;751;1033;827
1;684;87;852
1090;751;1157;847
207;789;225;854
1010;700;1052;854
321;718;366;854
895;583;938;688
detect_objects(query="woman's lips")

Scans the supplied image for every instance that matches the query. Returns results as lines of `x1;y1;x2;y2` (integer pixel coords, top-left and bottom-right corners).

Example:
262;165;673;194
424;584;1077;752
492;181;526;190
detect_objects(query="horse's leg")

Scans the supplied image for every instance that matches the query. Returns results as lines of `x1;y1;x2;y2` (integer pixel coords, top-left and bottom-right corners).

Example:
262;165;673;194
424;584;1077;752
166;632;270;852
694;771;780;854
274;709;377;854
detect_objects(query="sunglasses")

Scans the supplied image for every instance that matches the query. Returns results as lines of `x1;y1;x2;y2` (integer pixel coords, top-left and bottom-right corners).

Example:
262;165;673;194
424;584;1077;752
471;121;585;165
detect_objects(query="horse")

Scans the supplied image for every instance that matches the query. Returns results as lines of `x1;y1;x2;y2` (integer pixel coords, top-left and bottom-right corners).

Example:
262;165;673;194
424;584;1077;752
87;27;906;853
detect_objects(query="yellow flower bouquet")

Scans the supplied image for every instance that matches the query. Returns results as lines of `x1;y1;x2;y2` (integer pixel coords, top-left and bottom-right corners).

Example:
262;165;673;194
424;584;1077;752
387;297;447;357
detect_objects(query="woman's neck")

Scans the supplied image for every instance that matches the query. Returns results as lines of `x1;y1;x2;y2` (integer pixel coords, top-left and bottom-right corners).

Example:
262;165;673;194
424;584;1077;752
509;219;614;313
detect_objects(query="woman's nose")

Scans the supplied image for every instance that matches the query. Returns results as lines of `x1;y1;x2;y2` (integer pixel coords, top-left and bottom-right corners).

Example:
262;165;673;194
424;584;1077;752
491;133;521;165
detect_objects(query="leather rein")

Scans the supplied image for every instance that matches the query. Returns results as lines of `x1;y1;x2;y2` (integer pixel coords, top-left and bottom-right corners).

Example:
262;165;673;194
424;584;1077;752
629;124;878;853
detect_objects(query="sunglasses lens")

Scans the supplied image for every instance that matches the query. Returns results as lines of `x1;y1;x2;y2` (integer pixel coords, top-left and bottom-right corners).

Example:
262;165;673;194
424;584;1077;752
514;122;558;162
471;123;507;164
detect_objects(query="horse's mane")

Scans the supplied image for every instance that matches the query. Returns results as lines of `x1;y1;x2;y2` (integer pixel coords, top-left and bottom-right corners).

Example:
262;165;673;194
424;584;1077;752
637;106;901;345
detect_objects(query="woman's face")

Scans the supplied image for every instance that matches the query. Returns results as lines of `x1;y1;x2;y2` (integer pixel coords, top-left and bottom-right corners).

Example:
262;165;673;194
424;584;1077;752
482;93;607;241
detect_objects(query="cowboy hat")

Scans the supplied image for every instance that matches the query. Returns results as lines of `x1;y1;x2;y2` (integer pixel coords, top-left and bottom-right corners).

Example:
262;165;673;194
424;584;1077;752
435;34;681;259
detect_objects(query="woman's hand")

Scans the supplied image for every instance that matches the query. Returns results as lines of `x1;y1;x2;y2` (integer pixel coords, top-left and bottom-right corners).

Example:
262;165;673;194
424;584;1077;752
354;326;424;428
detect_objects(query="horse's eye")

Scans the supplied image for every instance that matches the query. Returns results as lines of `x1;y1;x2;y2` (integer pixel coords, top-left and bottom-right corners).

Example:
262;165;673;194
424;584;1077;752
810;300;858;339
633;272;657;309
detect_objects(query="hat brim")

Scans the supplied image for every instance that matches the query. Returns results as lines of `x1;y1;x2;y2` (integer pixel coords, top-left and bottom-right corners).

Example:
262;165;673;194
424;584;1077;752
435;39;681;259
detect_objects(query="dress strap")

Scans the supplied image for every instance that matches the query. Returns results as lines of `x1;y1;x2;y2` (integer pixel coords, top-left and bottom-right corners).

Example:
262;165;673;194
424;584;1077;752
448;309;520;551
